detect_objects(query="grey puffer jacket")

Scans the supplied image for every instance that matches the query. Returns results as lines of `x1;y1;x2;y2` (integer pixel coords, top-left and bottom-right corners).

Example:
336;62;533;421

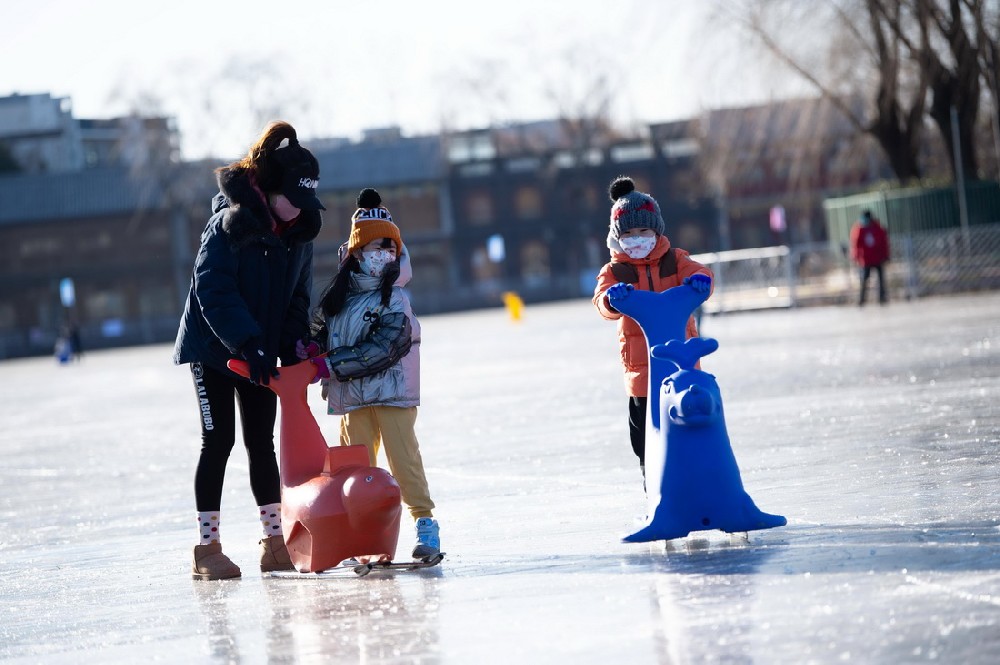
323;271;420;415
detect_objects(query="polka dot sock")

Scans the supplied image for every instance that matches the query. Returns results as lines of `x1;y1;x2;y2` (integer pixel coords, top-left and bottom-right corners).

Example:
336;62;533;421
259;503;283;538
198;511;221;545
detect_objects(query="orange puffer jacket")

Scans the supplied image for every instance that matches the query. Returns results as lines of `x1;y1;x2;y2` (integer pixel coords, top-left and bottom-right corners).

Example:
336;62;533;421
593;235;713;397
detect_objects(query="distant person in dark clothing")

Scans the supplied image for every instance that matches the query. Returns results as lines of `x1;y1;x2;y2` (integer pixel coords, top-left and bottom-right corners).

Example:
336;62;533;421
849;210;890;306
67;323;82;361
55;322;81;363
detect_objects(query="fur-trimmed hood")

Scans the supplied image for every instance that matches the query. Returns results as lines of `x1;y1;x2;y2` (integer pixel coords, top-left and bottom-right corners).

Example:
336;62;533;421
212;166;322;248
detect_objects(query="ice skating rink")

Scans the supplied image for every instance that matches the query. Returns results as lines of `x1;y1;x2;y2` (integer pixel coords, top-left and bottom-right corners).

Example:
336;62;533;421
2;293;999;663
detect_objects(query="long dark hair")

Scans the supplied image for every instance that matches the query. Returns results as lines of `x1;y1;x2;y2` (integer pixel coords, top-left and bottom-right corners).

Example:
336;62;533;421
311;244;401;342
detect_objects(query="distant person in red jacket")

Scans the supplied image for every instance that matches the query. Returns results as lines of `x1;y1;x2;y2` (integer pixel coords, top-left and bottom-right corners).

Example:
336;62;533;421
849;210;890;306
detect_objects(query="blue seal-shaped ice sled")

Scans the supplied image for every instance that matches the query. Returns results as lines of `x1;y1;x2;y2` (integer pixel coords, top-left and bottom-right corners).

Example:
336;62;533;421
608;283;786;542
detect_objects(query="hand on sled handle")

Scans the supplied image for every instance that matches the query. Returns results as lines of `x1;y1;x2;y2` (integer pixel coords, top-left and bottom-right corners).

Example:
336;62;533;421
295;338;321;360
606;282;634;304
310;357;331;382
241;338;278;386
683;273;712;293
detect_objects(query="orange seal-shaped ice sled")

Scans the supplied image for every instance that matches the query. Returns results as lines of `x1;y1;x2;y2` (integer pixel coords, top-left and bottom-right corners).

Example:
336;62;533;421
228;357;402;573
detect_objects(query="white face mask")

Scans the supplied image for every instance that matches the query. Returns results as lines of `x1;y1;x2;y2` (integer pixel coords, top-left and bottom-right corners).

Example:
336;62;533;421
359;249;395;277
618;235;657;259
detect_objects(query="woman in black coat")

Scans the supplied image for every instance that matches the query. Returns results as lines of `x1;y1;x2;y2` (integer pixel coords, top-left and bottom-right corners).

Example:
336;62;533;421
173;121;323;580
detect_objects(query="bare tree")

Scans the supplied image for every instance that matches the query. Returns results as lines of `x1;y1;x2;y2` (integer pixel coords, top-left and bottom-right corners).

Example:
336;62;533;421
724;0;929;182
975;0;1000;177
724;0;1000;182
437;38;626;159
876;0;984;178
539;47;624;155
438;55;519;133
110;54;315;161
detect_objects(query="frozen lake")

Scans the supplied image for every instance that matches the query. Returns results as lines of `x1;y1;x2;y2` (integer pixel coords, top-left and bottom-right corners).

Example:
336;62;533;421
2;293;999;663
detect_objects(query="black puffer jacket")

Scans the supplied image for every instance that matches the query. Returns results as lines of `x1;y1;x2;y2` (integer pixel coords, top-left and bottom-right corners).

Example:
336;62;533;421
173;166;322;375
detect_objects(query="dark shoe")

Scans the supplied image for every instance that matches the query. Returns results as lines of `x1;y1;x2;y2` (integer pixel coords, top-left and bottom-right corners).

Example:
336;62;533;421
259;535;295;572
192;542;241;580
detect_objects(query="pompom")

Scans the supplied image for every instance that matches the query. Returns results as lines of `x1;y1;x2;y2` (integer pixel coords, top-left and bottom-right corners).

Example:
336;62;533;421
609;176;635;202
357;188;382;208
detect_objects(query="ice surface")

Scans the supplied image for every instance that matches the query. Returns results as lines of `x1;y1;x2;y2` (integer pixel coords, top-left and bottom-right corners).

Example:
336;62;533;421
2;293;999;663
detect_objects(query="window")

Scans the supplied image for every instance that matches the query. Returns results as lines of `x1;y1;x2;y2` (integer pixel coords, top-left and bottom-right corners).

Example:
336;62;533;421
553;151;576;169
139;285;176;318
520;240;550;288
506;157;541;173
448;134;496;162
514;186;542;220
458;162;494;177
662;139;699;158
470;245;502;293
84;290;126;320
582;149;604;166
0;302;15;330
465;192;494;225
20;237;62;258
610;144;654;162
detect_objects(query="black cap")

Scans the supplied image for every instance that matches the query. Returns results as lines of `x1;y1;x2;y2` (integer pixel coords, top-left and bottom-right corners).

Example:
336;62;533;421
273;143;325;211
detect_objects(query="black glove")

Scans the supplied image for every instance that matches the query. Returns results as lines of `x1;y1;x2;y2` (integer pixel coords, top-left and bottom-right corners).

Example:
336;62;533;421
240;338;278;386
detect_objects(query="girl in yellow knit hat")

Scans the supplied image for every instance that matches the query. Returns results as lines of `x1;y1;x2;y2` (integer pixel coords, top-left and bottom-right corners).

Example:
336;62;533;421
302;187;440;559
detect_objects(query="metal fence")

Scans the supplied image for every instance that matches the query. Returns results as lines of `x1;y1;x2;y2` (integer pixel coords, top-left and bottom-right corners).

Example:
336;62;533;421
823;181;1000;246
692;222;1000;314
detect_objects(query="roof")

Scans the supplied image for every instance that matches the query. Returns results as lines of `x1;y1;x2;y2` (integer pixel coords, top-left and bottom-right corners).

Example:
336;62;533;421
313;135;444;190
0;167;165;225
700;96;861;147
0;135;445;225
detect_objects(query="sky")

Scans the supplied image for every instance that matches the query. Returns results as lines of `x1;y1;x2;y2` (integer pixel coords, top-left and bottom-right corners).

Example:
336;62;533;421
1;0;806;160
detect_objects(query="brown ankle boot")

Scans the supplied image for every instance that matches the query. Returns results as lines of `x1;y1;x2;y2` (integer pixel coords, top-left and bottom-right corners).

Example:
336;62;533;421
260;535;295;573
192;542;241;580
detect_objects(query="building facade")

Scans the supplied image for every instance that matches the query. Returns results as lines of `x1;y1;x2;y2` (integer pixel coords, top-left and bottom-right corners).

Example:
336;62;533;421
443;120;719;306
0;97;892;359
0;92;179;174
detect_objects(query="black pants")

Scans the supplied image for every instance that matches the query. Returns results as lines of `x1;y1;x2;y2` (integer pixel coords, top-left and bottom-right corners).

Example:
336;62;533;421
859;264;887;305
190;362;280;512
628;396;647;467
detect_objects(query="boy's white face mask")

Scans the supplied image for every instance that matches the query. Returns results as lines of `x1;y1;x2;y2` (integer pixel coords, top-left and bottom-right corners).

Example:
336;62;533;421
359;249;395;277
618;235;657;259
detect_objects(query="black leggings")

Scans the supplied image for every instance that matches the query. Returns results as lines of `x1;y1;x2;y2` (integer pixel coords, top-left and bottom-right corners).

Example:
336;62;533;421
190;362;281;511
628;396;647;467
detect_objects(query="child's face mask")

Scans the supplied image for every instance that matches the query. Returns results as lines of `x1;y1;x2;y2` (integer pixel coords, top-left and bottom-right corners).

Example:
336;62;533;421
359;249;395;277
618;235;657;259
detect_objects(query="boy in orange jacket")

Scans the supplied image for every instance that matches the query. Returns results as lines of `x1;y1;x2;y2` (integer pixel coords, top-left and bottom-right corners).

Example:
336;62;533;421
593;176;713;484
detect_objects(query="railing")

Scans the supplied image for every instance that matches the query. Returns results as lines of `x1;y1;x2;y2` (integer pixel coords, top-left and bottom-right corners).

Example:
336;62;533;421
691;222;1000;313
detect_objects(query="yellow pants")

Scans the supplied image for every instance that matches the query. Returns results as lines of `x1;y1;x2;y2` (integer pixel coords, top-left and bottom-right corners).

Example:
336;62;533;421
339;405;435;520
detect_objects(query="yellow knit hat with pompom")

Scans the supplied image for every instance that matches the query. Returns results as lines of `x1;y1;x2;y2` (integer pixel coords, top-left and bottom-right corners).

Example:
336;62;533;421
348;188;402;255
